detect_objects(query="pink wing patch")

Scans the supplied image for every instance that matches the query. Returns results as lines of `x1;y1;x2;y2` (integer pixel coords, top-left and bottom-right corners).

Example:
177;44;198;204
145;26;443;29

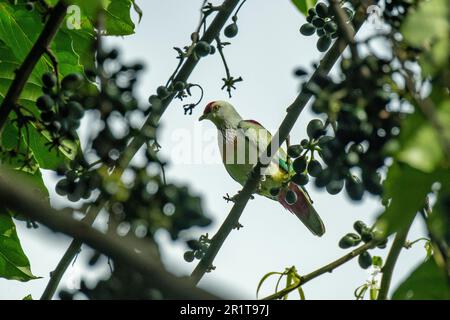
243;119;263;127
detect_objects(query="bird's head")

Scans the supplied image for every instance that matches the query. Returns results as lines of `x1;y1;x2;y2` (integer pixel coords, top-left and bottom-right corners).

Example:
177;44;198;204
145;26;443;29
198;100;241;128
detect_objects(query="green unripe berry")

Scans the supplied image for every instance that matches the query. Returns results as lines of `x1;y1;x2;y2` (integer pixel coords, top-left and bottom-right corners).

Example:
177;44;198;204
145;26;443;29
353;220;367;235
317;135;334;147
307;159;322;177
55;179;69;196
314;168;332;188
345;176;364;201
315;3;329;18
156;86;170;99
36;94;54;111
312;17;325;28
300;139;309;148
292;173;309;186
307;119;325;139
346;233;362;245
293;156;308;173
300;23;315;36
317;35;332;52
224;23;238;38
349;143;364;154
326;179;344;195
173;81;186;92
195;41;211;57
186;240;201;251
183;251;195;262
67;101;84;119
287;144;303;158
285;190;298;205
61;73;83;90
345;151;359;166
42;72;57;89
358;251;372;269
339;235;354;249
361;228;373;243
324;21;337;34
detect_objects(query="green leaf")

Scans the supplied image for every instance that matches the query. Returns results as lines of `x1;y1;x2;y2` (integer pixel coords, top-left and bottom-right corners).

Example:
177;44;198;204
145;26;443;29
256;271;283;298
392;259;450;299
377;163;434;236
396;87;450;173
372;256;383;268
0;211;39;281
396;111;444;172
401;0;449;76
22;294;33;300
0;3;50;78
291;0;317;16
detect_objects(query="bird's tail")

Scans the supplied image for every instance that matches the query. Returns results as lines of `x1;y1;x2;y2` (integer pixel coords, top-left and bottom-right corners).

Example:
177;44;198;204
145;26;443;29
278;183;326;237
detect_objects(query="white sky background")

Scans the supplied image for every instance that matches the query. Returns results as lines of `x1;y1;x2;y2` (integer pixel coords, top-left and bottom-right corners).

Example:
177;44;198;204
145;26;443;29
1;0;428;300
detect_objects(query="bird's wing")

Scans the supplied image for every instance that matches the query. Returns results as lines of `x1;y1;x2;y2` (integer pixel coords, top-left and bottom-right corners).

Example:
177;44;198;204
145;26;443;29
238;120;289;173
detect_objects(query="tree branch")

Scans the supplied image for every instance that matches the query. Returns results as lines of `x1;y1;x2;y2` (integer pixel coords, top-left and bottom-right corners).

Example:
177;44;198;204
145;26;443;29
190;1;374;285
0;169;220;300
0;0;68;132
377;221;412;300
261;240;378;300
41;0;244;299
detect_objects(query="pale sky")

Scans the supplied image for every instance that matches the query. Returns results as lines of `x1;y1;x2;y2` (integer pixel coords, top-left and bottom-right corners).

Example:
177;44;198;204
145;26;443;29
1;0;427;300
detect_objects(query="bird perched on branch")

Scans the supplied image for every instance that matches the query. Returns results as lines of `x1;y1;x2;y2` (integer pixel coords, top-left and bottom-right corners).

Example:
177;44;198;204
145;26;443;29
199;101;325;236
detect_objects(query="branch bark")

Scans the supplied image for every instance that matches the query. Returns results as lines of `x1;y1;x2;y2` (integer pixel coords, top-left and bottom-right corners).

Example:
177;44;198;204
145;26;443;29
41;0;244;299
377;218;413;300
190;1;374;285
0;169;220;300
0;0;68;132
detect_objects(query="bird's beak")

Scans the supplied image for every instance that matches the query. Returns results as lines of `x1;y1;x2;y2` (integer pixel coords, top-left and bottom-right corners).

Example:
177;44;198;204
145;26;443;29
198;114;207;121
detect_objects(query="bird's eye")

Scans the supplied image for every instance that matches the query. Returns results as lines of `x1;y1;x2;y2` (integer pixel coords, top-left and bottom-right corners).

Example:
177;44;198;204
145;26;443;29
212;105;219;112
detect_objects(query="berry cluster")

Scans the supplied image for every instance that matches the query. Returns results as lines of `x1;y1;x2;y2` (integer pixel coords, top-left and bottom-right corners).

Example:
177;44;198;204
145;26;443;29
269;119;333;204
300;1;354;52
300;55;403;200
224;16;239;38
383;0;418;29
55;156;101;202
338;220;387;269
37;72;84;143
183;235;211;263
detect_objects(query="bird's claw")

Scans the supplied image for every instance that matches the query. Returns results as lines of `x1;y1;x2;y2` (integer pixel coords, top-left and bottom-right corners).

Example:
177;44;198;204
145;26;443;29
233;222;243;230
223;191;254;203
223;193;237;203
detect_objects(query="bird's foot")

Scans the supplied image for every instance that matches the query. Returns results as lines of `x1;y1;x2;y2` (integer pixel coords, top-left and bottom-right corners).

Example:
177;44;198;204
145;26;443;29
223;192;254;203
223;193;237;203
206;265;216;273
233;222;244;230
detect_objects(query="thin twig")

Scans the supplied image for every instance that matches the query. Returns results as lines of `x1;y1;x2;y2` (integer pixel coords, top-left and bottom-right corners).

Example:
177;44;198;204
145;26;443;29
330;0;359;59
377;221;412;300
261;241;378;300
